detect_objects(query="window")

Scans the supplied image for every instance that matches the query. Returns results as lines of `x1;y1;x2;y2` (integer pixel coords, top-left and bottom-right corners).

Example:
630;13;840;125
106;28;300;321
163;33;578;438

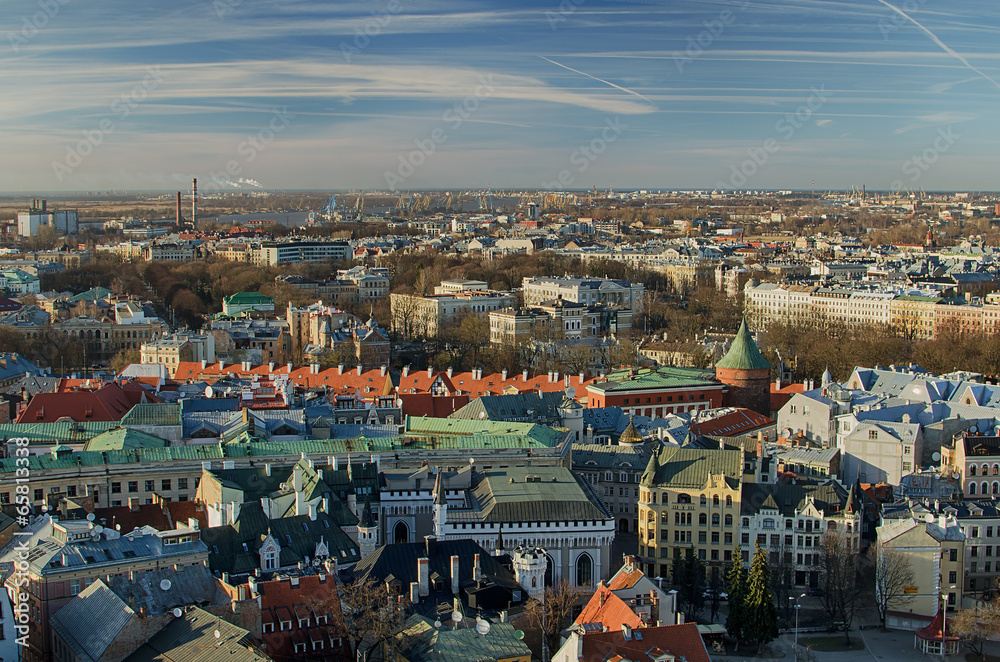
726;495;732;507
711;532;719;544
700;495;707;506
128;481;138;493
111;482;121;494
725;533;732;544
713;495;719;506
725;514;733;526
178;478;188;490
145;480;154;491
971;466;978;476
161;479;171;491
869;430;878;440
576;553;593;587
70;579;81;595
763;518;775;529
712;514;720;526
67;485;77;497
742;533;750;544
699;513;707;526
950;549;959;562
949;571;957;584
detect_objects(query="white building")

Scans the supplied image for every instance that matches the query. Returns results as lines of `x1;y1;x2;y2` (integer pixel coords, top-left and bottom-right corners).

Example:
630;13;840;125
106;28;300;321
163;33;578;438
838;419;922;486
522;276;644;313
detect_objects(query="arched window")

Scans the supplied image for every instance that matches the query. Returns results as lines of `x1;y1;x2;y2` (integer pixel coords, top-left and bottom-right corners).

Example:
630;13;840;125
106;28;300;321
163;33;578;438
545;554;554;587
994;482;999;495
712;514;720;526
994;465;999;476
971;466;978;476
725;514;733;526
393;521;409;544
576;553;593;587
677;493;691;504
984;482;990;495
763;518;775;529
713;495;719;506
983;465;990;477
726;496;733;507
700;495;707;506
532;577;537;588
970;482;977;495
699;513;707;526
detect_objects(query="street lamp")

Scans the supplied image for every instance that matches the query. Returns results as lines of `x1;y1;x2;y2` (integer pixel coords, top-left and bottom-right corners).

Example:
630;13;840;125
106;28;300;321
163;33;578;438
790;592;806;660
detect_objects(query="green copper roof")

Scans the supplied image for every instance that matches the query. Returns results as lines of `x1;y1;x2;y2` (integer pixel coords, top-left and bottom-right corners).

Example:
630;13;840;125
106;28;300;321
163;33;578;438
715;318;771;371
588;366;717;394
641;446;744;489
84;427;169;451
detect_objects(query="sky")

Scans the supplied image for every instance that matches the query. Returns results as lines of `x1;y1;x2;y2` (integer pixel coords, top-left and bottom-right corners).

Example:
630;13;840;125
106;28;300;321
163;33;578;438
1;0;999;193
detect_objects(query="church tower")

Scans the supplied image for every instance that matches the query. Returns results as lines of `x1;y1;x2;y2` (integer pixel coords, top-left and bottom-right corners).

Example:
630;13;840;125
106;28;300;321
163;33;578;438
357;496;379;559
715;318;772;416
433;469;448;539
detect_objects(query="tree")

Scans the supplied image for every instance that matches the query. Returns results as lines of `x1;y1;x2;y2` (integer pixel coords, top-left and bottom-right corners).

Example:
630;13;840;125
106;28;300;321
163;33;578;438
951;600;1000;662
725;546;748;644
819;531;865;644
109;347;140;375
671;549;706;618
743;541;778;653
870;542;914;631
334;577;410;662
523;580;583;656
770;536;796;621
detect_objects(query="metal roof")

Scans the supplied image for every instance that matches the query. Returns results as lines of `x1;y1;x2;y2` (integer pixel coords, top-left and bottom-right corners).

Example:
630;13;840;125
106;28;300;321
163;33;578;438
714;318;771;371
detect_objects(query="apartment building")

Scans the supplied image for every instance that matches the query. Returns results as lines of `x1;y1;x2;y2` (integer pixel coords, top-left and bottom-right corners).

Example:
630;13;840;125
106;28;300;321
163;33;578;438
638;447;743;580
257;240;351;266
390;288;516;338
141;332;217;369
522;276;644;313
489;300;633;344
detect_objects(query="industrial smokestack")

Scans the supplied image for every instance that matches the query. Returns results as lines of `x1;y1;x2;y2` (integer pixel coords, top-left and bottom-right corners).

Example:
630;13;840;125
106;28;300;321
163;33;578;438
176;192;182;225
192;178;198;228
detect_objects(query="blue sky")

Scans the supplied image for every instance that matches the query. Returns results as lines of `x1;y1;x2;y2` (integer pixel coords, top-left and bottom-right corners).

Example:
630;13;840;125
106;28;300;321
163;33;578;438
2;0;999;193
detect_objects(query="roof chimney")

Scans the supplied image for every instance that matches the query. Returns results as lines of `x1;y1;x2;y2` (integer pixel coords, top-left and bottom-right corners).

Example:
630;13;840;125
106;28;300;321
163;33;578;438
417;557;430;597
403;365;410;378
337;364;344;375
357;365;363;376
425;535;437;557
427;366;433;378
450;555;460;595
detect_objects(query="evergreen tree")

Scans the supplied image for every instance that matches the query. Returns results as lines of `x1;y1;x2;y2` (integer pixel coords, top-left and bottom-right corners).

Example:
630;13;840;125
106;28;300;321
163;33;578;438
725;544;747;643
671;550;706;617
743;541;779;652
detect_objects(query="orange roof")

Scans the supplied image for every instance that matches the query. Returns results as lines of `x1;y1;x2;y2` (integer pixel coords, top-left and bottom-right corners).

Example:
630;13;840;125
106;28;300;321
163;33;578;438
607;568;644;591
689;408;774;437
770;381;805;412
171;362;393;394
574;584;643;630
396;368;595;400
398;393;469;418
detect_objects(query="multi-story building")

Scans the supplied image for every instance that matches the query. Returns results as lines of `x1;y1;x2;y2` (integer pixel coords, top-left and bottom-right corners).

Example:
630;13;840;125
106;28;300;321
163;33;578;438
488;300;633;344
940;434;1000;497
522;276;644;313
638;447;744;581
837;419;922;486
17;199;78;237
14;316;171;363
740;482;861;588
1;516;207;662
286;302;389;367
876;514;965;630
572;426;652;535
391;289;516;338
222;292;275;317
587;366;725;415
141;331;216;369
208;318;290;365
143;241;197;262
258;240;351;266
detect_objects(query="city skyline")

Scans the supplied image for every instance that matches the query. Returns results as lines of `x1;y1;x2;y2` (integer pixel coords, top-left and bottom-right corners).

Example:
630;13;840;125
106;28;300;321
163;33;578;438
2;0;998;193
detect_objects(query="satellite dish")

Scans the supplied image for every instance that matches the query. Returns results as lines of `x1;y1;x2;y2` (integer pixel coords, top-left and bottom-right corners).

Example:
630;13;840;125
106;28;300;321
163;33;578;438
214;630;221;640
514;630;525;640
933;452;942;462
115;524;121;531
172;608;183;618
205;386;214;398
434;620;442;629
479;412;486;419
94;525;103;534
971;424;979;433
566;386;576;399
452;611;463;623
87;513;96;522
476;620;491;636
160;579;172;591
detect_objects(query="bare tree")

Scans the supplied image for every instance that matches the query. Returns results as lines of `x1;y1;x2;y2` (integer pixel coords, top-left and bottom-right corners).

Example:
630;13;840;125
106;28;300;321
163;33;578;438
869;542;914;631
333;577;410;662
951;600;1000;662
818;531;866;644
523;580;584;655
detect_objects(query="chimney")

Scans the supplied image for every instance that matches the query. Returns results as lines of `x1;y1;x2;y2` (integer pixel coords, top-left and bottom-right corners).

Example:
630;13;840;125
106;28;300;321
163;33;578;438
261;497;270;517
380;365;387;377
523;369;528;382
599;590;606;606
357;365;363;376
501;369;508;380
403;365;410;378
265;463;271;476
473;554;482;582
425;535;437;557
286;363;292;373
311;363;319;375
410;581;420;604
622;624;632;640
676;611;685;624
450;555;460;594
427;367;433;378
417;558;430;596
308;503;317;521
192;178;198;227
447;367;453;378
332;456;339;470
579;372;585;383
293;466;303;492
268;362;275;372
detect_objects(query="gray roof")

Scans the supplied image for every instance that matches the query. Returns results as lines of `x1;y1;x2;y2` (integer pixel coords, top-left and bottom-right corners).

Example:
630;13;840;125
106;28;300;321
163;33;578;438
50;580;136;662
449;391;566;422
465;466;611;523
125;606;267;662
572;443;651;471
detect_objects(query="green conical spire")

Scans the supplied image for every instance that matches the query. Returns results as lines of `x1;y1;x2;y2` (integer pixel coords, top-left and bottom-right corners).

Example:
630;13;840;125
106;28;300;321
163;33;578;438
716;318;771;371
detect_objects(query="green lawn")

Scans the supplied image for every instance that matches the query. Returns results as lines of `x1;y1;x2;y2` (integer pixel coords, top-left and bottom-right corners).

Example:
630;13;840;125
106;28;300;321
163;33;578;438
796;636;866;652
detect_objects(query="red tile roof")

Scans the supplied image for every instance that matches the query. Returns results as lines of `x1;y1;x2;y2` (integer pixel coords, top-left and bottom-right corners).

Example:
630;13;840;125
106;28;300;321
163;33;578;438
574;584;643;630
16;382;153;423
770;381;805;413
398;393;470;418
257;574;348;662
576;623;711;662
689;408;774;437
171;362;394;394
607;568;644;591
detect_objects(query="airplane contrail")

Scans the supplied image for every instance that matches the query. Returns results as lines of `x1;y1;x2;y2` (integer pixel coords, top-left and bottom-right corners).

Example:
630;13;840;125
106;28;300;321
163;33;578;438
876;0;1000;92
538;55;657;107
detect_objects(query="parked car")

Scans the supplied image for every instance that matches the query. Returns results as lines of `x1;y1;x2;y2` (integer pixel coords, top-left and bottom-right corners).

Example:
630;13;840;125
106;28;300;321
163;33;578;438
806;587;825;597
703;589;729;601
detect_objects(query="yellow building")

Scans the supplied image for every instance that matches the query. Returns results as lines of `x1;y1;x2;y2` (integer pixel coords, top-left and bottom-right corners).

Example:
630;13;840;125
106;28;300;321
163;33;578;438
638;447;744;580
876;515;965;631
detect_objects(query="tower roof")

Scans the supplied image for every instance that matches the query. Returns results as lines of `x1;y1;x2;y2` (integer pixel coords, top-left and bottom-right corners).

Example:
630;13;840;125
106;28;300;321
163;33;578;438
433;469;447;505
360;495;376;528
715;318;771;371
619;417;642;446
